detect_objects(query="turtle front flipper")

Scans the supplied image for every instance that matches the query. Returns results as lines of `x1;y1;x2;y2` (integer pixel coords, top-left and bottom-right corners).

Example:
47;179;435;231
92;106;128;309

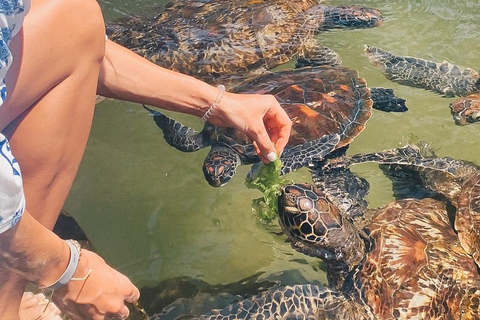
370;87;408;112
144;105;210;152
280;134;341;175
364;45;480;97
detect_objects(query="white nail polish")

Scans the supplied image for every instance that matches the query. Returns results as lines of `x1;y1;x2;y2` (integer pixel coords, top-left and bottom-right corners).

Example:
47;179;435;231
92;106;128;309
267;152;277;162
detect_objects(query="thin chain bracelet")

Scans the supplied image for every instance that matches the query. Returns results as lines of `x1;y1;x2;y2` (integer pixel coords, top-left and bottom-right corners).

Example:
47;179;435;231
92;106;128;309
201;84;226;122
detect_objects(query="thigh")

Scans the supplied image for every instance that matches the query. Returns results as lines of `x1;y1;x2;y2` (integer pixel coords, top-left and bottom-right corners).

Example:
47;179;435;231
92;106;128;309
0;0;107;228
0;0;106;130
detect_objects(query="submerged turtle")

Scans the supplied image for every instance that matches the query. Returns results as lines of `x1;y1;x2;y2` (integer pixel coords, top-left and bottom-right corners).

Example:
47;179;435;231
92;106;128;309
323;144;480;269
146;65;374;187
107;0;383;85
151;167;480;319
364;45;480;125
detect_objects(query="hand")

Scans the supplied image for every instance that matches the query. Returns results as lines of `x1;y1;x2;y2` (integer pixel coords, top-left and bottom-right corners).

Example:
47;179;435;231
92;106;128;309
52;249;139;320
208;92;292;163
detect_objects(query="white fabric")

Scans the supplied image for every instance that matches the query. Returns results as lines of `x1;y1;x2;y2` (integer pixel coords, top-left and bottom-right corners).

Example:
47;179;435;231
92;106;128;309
0;0;30;233
0;134;25;233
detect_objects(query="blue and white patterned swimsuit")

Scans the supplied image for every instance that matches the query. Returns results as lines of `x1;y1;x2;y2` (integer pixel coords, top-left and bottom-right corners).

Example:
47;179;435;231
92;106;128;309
0;0;30;234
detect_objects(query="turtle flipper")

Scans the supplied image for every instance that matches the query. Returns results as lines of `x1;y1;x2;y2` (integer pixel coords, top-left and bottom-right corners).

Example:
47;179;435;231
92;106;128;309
280;134;341;175
144;105;210;152
192;285;366;320
295;44;342;68
370;87;408;112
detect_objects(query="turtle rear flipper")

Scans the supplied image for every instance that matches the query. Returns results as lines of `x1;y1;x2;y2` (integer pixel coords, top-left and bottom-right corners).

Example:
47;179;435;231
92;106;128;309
144;105;210;152
370;87;408;112
295;44;342;69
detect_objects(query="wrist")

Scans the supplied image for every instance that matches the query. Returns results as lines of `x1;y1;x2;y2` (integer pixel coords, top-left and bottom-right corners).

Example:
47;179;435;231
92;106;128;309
40;240;81;291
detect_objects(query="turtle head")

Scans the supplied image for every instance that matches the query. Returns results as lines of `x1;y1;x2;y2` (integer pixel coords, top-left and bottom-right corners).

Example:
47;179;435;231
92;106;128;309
322;5;384;29
203;147;241;187
449;94;480;125
278;183;366;267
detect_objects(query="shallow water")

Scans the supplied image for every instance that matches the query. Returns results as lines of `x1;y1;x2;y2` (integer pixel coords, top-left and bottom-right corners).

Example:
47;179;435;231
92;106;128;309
64;0;480;316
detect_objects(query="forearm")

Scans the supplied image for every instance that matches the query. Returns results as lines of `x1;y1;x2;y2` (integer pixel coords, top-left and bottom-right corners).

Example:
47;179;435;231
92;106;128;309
97;40;219;117
0;211;69;287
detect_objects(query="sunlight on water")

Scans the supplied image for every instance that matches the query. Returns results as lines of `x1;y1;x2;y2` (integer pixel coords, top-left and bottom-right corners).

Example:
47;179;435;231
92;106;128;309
64;0;480;316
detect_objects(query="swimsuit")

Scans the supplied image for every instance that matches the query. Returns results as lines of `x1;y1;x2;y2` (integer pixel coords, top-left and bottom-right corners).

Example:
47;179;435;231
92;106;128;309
0;0;30;234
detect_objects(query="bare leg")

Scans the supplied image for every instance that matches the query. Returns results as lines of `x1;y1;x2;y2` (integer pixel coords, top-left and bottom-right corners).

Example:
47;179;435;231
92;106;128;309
0;0;106;228
0;0;106;317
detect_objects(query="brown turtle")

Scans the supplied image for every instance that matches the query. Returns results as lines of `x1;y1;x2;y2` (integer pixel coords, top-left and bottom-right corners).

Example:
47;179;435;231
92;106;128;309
151;167;480;319
322;144;480;269
364;45;480;125
145;65;373;187
107;0;383;85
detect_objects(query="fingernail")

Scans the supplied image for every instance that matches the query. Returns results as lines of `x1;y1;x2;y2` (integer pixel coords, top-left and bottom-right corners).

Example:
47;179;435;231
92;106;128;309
267;151;277;162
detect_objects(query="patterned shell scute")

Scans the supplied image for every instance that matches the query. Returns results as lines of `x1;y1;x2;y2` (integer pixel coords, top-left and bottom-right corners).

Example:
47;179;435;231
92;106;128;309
356;198;480;319
231;65;372;155
128;0;321;79
456;173;480;265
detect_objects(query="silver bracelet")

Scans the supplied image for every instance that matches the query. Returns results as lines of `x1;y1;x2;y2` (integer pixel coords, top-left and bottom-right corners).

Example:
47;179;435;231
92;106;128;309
201;84;226;123
42;239;81;291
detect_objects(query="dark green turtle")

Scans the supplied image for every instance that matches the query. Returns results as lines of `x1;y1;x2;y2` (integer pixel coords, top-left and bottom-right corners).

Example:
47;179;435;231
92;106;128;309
323;144;480;269
146;65;374;187
365;45;480;125
151;167;480;319
107;0;383;85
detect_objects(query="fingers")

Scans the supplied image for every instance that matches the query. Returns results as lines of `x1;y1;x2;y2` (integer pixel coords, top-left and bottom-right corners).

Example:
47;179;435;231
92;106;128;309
251;95;292;162
124;287;140;304
52;249;140;320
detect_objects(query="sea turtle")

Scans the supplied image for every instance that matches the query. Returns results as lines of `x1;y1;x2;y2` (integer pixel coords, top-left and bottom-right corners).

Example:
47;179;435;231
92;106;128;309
364;45;480;125
151;167;480;319
106;0;384;85
322;144;480;269
146;64;374;187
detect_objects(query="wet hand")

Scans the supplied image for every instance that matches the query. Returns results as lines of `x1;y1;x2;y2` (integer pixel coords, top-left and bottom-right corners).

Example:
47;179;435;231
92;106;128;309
52;249;139;320
207;92;292;163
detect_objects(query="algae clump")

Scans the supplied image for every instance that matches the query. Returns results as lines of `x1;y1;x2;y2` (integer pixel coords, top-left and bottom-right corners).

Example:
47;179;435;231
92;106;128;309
246;159;293;223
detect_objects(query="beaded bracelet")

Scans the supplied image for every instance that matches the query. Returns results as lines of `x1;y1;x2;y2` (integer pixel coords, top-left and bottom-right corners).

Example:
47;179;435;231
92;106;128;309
201;84;226;123
42;239;81;291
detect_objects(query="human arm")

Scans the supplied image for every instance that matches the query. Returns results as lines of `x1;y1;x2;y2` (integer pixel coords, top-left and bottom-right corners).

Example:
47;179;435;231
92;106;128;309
97;40;292;162
0;211;139;319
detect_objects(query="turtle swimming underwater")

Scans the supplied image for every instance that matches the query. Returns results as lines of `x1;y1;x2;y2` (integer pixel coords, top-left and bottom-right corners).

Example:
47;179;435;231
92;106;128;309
364;45;480;125
323;144;480;269
146;65;374;187
151;167;480;319
107;0;383;85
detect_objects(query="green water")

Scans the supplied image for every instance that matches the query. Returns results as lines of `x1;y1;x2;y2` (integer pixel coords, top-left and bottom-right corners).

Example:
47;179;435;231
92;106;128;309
64;0;480;315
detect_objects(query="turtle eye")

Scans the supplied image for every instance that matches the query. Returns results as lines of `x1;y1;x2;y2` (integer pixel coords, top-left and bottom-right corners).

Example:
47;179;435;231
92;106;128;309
298;197;314;211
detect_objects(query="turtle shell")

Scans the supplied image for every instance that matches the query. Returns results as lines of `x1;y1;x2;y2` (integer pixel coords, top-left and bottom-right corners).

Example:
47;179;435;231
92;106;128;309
450;92;480;125
107;1;382;84
359;198;480;319
224;65;372;159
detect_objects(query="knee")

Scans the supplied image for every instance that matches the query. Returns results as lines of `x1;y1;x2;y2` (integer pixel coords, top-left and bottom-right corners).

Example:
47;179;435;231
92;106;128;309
65;0;106;59
41;0;106;63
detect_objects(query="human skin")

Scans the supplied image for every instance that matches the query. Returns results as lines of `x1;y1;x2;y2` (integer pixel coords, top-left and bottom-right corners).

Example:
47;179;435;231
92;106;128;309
0;0;291;318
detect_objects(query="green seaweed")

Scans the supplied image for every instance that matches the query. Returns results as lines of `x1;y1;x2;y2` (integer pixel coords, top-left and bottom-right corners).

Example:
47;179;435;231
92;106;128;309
246;159;293;223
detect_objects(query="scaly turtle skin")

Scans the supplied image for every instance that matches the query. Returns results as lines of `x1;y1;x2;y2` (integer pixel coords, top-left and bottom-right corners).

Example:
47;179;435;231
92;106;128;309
152;168;480;319
323;145;480;269
146;65;372;187
107;0;383;85
364;45;480;124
